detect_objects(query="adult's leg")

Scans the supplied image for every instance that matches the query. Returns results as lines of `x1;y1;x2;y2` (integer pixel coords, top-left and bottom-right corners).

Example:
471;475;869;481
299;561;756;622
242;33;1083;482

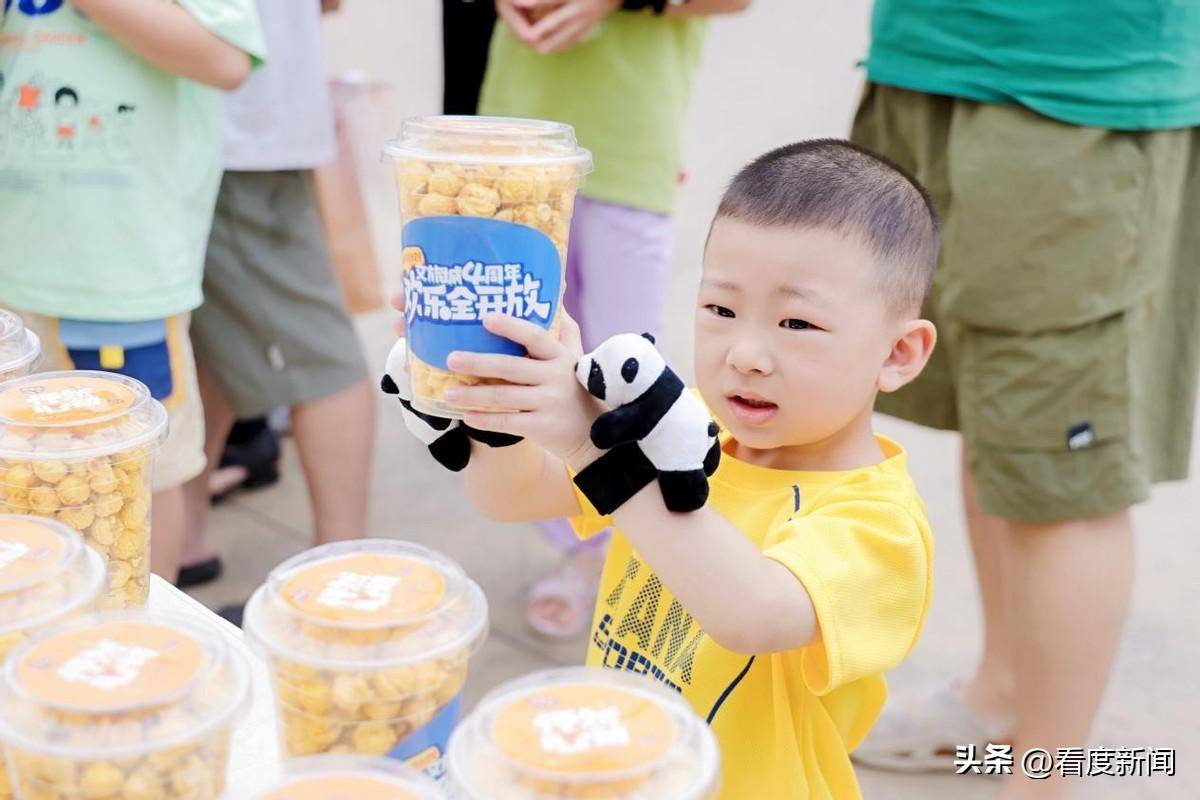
150;485;185;583
291;377;374;544
999;510;1134;800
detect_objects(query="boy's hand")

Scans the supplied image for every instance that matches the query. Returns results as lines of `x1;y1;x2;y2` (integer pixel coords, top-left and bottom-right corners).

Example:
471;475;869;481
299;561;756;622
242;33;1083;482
445;313;601;463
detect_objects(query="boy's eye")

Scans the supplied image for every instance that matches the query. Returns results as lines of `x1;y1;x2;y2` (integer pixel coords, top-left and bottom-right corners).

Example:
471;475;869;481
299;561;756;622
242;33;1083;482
781;318;814;331
705;304;735;318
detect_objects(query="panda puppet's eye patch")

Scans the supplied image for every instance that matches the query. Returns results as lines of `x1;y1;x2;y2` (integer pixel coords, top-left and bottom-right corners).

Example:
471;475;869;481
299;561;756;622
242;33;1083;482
621;358;639;383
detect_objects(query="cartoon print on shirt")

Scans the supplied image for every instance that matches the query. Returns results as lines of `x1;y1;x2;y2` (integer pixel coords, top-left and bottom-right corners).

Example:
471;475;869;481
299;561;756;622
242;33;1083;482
54;85;78;150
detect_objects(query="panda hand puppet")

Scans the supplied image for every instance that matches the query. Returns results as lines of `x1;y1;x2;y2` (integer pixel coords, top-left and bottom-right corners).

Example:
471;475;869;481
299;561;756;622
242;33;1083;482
575;333;720;513
380;339;522;473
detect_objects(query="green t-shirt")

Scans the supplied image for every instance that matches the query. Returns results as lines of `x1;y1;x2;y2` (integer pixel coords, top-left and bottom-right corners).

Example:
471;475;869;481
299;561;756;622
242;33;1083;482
864;0;1200;131
0;0;264;321
479;10;707;214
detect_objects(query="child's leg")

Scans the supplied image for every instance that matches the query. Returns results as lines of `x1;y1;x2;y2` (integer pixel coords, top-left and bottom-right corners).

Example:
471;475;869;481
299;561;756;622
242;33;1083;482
1000;510;1134;800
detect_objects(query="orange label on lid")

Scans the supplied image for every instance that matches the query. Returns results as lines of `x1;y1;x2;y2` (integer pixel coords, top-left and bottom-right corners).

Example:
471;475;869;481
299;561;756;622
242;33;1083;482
264;775;417;800
491;684;678;776
0;376;135;425
0;518;66;588
16;622;205;711
282;554;447;624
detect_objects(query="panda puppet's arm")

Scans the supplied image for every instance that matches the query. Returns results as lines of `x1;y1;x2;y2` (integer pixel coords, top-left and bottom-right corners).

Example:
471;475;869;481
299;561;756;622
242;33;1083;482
380;339;521;472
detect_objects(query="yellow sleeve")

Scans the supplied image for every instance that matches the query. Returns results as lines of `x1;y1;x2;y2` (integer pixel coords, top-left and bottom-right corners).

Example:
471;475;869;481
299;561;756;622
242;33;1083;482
764;497;932;696
567;467;614;540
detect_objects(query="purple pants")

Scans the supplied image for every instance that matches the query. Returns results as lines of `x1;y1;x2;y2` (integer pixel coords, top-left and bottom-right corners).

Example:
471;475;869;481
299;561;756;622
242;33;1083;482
541;195;674;552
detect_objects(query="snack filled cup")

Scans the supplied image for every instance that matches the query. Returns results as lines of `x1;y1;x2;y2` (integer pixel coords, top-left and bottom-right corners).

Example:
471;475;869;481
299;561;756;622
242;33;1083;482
251;754;446;799
0;610;250;800
446;667;721;800
383;115;593;418
244;540;488;779
0;515;105;800
0;310;41;383
0;371;168;609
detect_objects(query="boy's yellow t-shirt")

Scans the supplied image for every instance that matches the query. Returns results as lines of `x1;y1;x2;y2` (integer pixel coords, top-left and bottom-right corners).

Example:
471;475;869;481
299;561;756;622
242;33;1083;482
570;433;934;799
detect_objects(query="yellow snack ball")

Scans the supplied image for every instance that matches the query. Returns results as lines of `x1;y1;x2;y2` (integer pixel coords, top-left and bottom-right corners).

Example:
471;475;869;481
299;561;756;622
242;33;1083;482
293;679;334;715
108;559;132;590
3;463;35;488
112;530;143;561
428;170;465;197
120;496;149;528
497;169;536;203
363;700;403;721
402;693;438;729
145;746;192;773
417;193;456;217
88;516;120;547
28;485;60;513
401;160;432;194
123;767;165;800
351;721;398;756
55;473;92;505
494;208;515;223
170;755;210;798
32;459;68;485
79;761;124;799
456;183;501;217
332;673;372;714
284;714;341;756
94;492;124;517
58;504;97;531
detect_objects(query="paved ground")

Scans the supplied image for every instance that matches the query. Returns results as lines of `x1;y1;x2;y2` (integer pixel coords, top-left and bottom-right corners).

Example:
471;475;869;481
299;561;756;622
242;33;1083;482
188;3;1200;796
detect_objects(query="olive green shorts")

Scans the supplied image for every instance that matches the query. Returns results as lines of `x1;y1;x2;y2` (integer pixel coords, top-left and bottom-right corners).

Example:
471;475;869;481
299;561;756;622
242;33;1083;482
851;83;1200;522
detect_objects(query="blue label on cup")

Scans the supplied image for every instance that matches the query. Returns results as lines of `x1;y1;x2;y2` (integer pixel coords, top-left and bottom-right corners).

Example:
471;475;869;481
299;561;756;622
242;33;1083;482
389;692;462;781
402;215;562;371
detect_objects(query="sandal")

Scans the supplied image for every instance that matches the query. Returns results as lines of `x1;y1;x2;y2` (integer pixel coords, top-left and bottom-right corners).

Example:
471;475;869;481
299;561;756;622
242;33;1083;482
210;417;280;505
851;681;1014;773
525;548;604;639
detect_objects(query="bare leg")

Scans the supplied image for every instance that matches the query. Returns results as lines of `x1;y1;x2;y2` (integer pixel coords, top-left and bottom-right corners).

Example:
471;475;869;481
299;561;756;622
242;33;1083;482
181;364;236;567
291;378;374;544
999;510;1134;800
961;447;1017;723
150;485;185;583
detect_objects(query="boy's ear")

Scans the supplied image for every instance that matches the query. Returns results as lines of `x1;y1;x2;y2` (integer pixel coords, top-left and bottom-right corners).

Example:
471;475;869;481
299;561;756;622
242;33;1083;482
878;319;937;394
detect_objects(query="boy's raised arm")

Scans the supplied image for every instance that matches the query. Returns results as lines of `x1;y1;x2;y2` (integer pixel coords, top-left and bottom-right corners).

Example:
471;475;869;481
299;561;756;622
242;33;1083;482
71;0;255;90
464;439;582;523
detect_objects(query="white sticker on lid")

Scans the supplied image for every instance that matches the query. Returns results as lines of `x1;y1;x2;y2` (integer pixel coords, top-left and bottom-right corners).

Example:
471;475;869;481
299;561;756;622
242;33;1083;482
317;571;401;612
0;540;31;571
24;387;106;416
534;705;631;756
56;639;160;690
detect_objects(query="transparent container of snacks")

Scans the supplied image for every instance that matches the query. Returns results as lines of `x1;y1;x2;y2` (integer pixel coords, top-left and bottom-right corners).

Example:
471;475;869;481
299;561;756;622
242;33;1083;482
244;539;489;779
0;371;168;609
446;667;721;800
0;610;250;800
251;754;446;799
0;310;41;383
0;515;105;800
383;115;593;418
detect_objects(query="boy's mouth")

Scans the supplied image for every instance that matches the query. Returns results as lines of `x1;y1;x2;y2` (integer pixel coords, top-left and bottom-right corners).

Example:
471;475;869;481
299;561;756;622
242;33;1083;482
726;393;778;425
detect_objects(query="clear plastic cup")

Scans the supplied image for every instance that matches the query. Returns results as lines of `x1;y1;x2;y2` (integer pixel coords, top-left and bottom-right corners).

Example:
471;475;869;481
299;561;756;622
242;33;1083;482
244;540;489;779
0;371;168;609
0;310;41;383
252;755;446;799
0;610;250;800
0;515;105;800
382;115;593;418
446;667;721;800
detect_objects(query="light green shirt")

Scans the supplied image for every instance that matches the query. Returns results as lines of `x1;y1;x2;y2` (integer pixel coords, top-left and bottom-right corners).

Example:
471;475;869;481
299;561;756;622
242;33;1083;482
0;0;264;321
479;10;707;214
864;0;1200;131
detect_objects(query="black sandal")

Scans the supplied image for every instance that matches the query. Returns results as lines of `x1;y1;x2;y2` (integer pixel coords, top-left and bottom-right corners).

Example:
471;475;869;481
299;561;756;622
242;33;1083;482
211;417;281;505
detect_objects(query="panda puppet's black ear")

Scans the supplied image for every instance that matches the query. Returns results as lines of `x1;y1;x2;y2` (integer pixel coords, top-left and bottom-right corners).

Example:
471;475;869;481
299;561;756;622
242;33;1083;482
641;332;656;344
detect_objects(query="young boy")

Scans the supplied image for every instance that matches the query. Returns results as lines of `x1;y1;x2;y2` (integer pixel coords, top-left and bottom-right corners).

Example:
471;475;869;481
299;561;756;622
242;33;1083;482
398;139;938;796
0;0;264;582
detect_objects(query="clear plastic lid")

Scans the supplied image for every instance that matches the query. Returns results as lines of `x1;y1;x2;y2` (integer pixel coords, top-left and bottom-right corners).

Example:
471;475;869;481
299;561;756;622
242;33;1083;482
383;116;593;172
0;371;168;461
447;668;720;800
254;755;446;799
0;515;105;636
0;310;41;378
0;610;250;758
244;539;488;670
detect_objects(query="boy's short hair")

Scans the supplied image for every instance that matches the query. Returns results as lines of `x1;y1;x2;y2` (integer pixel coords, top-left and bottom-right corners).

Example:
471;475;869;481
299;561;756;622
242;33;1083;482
716;139;939;316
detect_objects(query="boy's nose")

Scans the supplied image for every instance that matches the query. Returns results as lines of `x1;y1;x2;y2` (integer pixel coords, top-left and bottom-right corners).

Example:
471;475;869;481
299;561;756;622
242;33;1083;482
726;338;773;375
